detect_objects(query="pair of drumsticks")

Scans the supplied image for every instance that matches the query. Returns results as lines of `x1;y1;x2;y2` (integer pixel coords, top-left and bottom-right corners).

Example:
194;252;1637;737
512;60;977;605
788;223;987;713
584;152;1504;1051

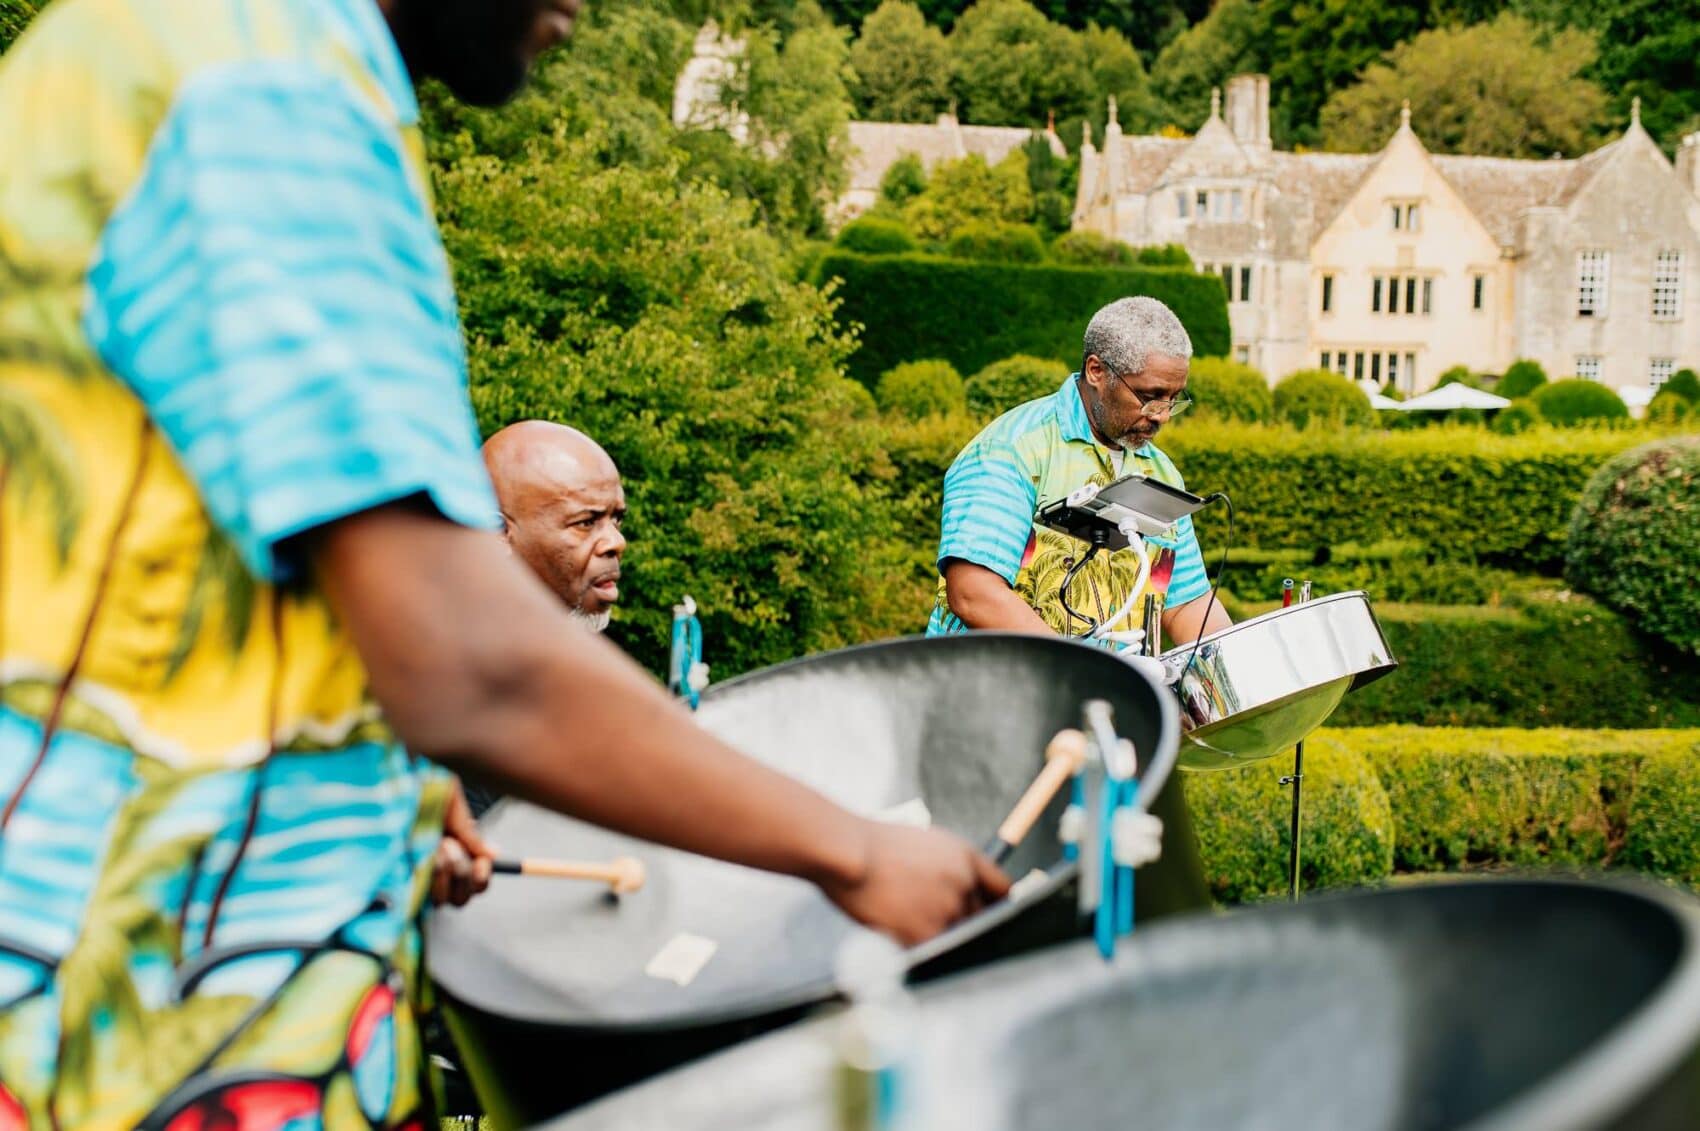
494;729;1090;896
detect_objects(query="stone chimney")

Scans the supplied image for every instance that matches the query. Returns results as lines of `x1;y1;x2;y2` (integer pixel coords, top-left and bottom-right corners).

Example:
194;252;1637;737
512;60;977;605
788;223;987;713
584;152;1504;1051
1677;133;1700;200
1224;74;1270;150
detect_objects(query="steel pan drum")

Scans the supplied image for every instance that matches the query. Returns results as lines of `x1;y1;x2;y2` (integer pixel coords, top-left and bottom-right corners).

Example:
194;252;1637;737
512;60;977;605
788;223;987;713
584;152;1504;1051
549;877;1700;1131
1169;590;1396;769
428;633;1210;1125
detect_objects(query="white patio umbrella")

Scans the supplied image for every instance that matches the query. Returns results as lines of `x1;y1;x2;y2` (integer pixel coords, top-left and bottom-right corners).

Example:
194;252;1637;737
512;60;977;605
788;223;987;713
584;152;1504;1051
1369;392;1405;410
1396;383;1513;411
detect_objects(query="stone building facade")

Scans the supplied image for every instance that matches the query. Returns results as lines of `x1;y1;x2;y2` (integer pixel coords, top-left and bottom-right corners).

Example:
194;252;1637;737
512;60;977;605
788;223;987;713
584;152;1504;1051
1074;75;1700;394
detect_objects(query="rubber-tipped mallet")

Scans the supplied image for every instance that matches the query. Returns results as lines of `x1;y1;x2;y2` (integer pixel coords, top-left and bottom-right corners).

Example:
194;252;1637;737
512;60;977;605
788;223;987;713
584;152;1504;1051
492;855;646;895
983;729;1091;865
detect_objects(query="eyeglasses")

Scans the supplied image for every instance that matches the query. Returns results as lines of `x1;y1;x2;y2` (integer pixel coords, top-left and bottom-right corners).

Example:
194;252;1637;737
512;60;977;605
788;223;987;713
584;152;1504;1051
1099;360;1194;419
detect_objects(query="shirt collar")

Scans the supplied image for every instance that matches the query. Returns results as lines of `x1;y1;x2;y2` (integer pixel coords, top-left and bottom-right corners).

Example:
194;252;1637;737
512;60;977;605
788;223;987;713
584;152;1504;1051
1055;372;1157;458
319;0;420;126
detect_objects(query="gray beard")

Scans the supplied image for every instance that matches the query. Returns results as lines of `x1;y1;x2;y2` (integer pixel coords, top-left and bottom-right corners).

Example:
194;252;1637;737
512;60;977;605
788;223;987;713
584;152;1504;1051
568;607;611;633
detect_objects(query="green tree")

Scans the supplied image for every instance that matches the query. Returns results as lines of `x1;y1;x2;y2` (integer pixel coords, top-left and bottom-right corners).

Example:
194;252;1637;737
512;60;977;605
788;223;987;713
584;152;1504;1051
1319;14;1610;158
850;0;952;121
1147;0;1263;130
1499;358;1549;399
1261;0;1427;147
0;0;40;55
902;149;1034;240
1022;134;1076;237
879;153;929;207
948;0;1092;125
1080;23;1160;136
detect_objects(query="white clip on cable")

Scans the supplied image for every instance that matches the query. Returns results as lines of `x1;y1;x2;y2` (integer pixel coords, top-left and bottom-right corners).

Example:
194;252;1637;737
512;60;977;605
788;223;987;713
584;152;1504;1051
1111;809;1164;868
1059;804;1086;848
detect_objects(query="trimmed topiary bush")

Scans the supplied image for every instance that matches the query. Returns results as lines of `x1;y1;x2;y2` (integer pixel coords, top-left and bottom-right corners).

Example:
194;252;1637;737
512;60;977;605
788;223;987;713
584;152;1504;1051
965;355;1065;417
1647;389;1692;425
1435;364;1475;388
1566;436;1700;656
1185;742;1395;903
943;222;1046;263
1532;378;1628;425
878;153;927;207
1498;358;1548;399
1663;368;1700;403
1180;356;1273;424
834;216;918;255
1490;398;1540;434
1136;243;1195;269
1623;750;1700;885
875;359;967;419
1048;230;1135;267
1272;368;1375;429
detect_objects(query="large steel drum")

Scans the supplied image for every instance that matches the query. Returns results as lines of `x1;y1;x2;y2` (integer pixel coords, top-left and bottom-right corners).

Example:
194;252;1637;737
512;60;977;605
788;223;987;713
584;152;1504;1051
550;877;1700;1131
1169;590;1397;769
428;633;1209;1125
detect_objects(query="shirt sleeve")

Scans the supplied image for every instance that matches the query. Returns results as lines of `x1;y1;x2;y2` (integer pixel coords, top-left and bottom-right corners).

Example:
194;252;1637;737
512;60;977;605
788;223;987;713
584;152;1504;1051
936;437;1037;585
1164;514;1211;607
82;61;497;583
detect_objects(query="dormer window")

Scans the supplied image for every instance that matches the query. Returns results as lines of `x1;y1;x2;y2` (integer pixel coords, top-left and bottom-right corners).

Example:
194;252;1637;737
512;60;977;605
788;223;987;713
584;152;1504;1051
1390;201;1422;232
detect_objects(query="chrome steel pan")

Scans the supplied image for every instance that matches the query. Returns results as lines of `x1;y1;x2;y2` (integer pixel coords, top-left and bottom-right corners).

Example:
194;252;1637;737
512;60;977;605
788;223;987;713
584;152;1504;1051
428;633;1209;1123
550;877;1700;1131
1167;590;1396;769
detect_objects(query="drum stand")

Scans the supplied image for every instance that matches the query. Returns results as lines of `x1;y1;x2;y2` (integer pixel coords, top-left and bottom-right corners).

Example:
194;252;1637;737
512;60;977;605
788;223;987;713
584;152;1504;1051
1278;580;1311;900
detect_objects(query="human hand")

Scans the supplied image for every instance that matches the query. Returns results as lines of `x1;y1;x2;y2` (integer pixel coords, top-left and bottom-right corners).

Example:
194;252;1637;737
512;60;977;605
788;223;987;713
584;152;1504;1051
432;778;496;907
818;823;1010;946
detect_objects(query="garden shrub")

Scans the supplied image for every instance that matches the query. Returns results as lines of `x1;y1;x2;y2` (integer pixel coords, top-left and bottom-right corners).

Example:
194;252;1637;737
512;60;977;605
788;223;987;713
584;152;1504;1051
1185;742;1395;903
1163;422;1651;570
1566;437;1700;656
965;355;1065;417
1048;230;1135;267
1490;398;1540;434
875;359;967;419
1622;750;1700;885
1179;356;1273;424
1662;368;1700;403
1646;390;1691;425
811;251;1230;385
834;216;917;255
943;222;1046;263
1498;358;1549;399
1136;243;1195;269
1533;378;1628;425
1272;368;1374;429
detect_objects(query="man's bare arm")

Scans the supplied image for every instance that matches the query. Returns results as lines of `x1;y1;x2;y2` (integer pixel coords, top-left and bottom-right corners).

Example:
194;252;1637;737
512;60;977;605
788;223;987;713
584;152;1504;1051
1162;592;1232;648
943;559;1054;634
311;502;1007;942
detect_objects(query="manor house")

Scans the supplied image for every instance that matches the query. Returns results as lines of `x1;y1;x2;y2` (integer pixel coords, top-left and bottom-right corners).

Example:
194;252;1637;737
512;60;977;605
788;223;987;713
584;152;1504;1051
1073;75;1700;394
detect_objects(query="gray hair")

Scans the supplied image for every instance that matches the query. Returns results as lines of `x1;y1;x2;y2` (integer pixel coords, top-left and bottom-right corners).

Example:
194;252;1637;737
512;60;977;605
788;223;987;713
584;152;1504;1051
1081;296;1193;378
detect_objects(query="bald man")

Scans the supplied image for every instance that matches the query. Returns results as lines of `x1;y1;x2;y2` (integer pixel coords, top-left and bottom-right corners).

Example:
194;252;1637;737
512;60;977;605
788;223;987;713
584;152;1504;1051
484;420;628;630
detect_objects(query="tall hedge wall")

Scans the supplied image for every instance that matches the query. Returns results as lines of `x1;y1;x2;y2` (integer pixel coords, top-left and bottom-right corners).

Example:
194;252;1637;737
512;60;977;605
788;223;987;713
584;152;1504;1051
1186;727;1700;903
1164;423;1649;570
811;252;1232;387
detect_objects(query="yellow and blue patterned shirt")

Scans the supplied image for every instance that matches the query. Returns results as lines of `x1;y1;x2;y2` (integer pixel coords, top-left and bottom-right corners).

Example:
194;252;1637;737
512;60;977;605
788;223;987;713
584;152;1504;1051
928;375;1209;639
0;1;496;1126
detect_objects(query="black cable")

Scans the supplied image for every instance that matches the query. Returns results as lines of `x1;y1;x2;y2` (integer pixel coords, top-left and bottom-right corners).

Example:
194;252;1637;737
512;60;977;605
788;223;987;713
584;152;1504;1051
1058;540;1103;635
1175;491;1234;688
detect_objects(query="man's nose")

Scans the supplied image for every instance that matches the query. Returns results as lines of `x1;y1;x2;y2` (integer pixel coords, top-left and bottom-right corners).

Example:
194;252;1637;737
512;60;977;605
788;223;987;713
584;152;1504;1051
600;525;627;557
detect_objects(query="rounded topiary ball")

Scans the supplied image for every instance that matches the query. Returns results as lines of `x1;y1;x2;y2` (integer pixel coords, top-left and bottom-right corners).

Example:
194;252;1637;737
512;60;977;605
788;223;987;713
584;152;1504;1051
1272;368;1375;430
1498;358;1549;399
1532;378;1628;426
875;359;967;419
1181;357;1274;424
1663;368;1700;403
965;355;1064;418
833;216;918;256
1565;436;1700;656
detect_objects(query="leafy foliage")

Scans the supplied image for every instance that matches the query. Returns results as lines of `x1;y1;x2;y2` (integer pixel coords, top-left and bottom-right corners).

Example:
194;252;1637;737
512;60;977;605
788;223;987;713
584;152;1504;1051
1319;14;1610;158
1532;378;1629;425
1490;399;1542;435
1147;0;1263;131
811;251;1231;385
878;153;929;207
1175;356;1272;424
1498;358;1550;399
0;0;39;55
849;0;951;121
942;221;1045;262
1566;437;1700;655
1663;368;1700;403
1048;230;1136;266
964;355;1066;416
901;150;1033;241
834;216;919;254
947;0;1092;126
1646;390;1692;425
1271;369;1375;430
875;359;968;418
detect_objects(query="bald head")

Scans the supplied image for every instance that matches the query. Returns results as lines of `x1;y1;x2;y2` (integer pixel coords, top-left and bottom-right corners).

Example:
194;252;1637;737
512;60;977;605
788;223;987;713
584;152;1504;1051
484;421;627;626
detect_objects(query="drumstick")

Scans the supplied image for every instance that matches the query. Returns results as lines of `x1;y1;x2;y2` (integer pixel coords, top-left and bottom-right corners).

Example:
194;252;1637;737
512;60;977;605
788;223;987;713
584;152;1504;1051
983;730;1090;865
492;855;646;895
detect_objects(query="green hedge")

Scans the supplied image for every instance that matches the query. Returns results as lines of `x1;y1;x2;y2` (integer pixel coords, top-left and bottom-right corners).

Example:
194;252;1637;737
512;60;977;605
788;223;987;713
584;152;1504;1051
1186;726;1700;902
1220;591;1700;729
1164;423;1651;570
812;251;1231;387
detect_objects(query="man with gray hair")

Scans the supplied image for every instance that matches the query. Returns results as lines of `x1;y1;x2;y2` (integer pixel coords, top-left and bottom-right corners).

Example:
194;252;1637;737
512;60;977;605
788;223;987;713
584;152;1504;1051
926;296;1231;650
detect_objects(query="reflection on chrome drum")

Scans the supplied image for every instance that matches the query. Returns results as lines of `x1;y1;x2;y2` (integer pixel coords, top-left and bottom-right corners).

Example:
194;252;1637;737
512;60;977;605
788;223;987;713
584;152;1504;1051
1162;591;1397;770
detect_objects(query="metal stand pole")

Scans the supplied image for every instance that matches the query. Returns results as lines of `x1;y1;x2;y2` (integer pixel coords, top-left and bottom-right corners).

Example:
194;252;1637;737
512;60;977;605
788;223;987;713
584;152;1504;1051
1279;580;1310;901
